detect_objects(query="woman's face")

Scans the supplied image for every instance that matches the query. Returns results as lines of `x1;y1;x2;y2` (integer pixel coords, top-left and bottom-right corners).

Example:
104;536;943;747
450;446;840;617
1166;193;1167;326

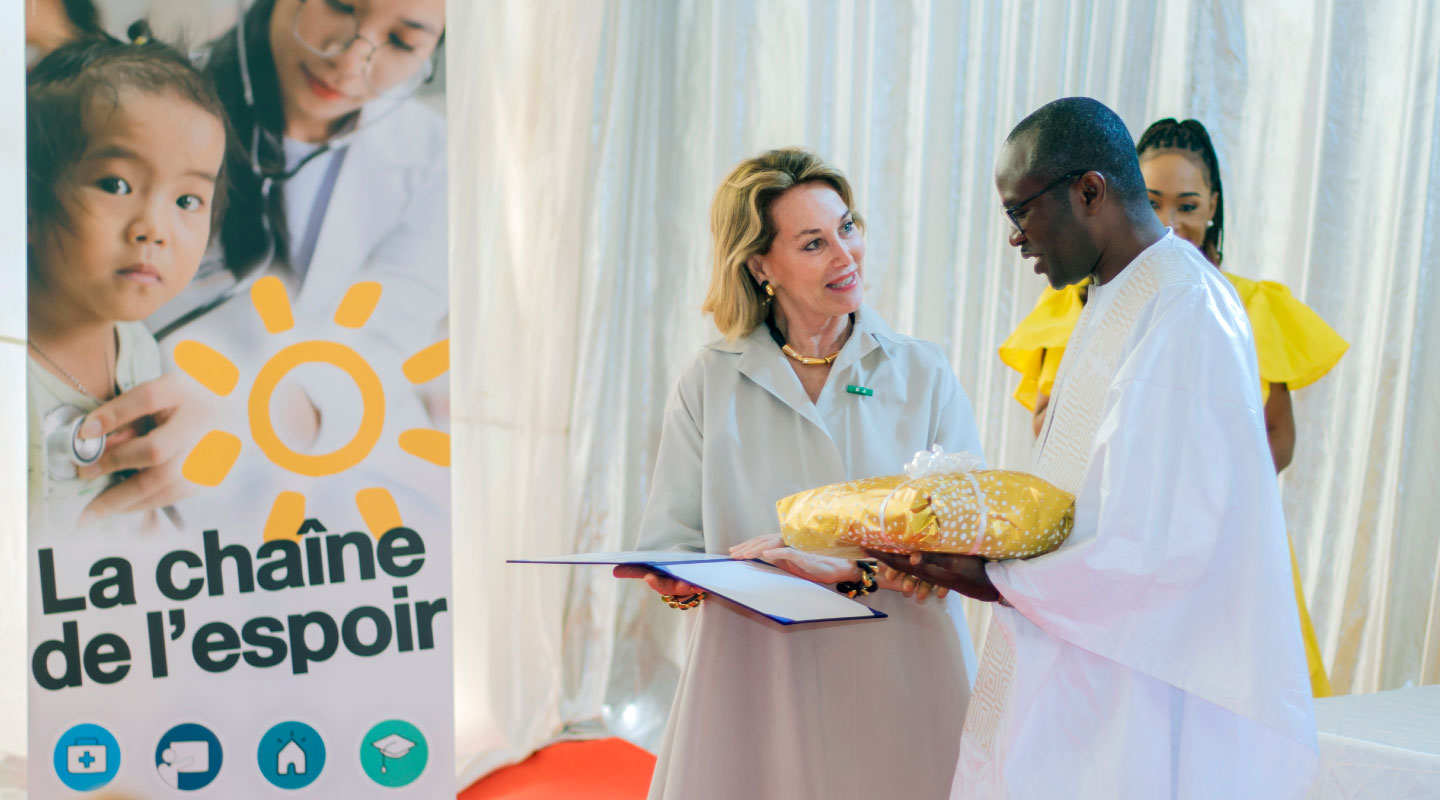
748;183;865;325
1139;150;1218;256
269;0;445;140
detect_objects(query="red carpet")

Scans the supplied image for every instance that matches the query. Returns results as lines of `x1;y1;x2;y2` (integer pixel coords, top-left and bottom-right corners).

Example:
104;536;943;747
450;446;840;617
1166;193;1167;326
460;738;656;800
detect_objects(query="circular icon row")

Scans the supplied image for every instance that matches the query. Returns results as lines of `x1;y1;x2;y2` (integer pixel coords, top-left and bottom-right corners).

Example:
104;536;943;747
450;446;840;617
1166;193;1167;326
53;719;427;791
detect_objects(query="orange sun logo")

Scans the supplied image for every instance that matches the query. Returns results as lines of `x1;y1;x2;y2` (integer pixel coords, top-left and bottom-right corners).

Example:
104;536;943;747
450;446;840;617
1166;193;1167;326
172;276;449;541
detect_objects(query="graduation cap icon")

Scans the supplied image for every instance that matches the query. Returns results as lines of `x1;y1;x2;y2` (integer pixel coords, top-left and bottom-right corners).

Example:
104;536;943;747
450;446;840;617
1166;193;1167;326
371;733;416;774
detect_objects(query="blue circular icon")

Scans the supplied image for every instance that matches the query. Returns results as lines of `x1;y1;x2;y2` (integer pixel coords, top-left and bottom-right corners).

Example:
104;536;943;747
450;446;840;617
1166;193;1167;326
53;723;120;791
257;721;325;789
155;723;223;790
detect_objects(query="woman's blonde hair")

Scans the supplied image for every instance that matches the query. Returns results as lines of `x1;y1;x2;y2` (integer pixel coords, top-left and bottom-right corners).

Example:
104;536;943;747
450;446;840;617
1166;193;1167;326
703;148;862;339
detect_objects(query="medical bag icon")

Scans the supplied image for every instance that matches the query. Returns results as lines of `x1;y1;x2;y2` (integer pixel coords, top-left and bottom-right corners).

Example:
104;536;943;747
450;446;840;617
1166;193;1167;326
66;737;107;773
52;724;120;790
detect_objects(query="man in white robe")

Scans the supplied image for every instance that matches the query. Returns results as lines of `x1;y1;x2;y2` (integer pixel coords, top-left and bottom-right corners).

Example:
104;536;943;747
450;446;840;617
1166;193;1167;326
874;97;1319;798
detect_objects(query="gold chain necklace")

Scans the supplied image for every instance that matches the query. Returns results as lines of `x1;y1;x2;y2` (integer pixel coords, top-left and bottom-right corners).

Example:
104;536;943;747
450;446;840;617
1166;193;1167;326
766;313;850;366
780;344;840;365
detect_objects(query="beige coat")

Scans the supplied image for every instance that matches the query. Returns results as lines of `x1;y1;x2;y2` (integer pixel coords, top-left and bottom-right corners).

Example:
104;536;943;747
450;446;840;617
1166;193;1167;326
638;306;981;800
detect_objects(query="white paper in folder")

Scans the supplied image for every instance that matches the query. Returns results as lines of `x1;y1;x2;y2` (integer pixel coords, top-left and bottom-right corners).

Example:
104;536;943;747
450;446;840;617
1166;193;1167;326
507;551;885;625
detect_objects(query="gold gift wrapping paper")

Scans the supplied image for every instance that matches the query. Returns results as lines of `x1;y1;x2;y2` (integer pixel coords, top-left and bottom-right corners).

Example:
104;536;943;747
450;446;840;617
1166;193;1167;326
777;470;1075;560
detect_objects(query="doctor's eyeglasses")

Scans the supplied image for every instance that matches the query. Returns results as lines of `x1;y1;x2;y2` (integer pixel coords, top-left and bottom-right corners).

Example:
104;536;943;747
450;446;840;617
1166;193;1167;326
292;0;439;97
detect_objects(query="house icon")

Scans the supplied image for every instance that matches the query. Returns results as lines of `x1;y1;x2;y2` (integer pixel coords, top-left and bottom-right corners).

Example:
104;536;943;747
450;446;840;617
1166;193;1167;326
277;736;307;776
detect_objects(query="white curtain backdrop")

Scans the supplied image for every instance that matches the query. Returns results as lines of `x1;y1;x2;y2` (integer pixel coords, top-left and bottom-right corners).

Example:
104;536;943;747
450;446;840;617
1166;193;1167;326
450;0;1440;782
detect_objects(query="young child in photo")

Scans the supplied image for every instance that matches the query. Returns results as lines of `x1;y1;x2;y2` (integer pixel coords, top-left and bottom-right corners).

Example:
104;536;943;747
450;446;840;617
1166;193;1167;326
26;27;229;536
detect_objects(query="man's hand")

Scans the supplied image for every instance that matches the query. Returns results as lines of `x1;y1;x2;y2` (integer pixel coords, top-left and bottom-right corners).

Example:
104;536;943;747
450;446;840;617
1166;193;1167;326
864;549;1002;603
873;564;947;603
76;372;215;524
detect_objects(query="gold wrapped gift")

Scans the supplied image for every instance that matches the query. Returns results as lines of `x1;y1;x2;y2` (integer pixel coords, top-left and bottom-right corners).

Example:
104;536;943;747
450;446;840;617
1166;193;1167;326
776;448;1075;560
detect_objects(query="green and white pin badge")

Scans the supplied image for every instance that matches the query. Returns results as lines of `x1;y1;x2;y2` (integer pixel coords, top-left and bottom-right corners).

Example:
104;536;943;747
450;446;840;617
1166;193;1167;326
845;384;874;397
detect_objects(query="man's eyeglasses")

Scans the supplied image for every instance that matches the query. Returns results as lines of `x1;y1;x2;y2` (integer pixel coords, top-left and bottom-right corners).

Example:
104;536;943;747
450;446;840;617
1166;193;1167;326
1004;170;1088;233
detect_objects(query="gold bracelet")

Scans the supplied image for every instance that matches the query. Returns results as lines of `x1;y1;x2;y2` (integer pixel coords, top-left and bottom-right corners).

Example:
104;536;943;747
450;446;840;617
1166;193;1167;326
661;592;706;610
836;561;877;598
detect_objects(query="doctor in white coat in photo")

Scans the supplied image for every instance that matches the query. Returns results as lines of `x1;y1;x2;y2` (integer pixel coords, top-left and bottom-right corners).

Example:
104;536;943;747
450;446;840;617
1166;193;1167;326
74;0;447;523
617;148;983;800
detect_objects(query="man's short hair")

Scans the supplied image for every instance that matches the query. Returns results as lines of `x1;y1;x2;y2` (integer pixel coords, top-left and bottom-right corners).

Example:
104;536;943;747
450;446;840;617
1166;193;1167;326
1006;97;1148;212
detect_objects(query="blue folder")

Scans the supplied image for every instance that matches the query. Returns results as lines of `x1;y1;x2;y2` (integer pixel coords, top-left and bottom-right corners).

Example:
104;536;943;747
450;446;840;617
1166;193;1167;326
508;551;886;625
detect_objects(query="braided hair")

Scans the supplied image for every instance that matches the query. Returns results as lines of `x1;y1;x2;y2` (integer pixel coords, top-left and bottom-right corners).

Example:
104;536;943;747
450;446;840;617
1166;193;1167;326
1136;118;1224;265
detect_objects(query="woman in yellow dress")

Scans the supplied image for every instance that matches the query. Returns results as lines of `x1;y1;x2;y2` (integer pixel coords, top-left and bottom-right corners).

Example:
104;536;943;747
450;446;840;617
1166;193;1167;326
999;117;1347;696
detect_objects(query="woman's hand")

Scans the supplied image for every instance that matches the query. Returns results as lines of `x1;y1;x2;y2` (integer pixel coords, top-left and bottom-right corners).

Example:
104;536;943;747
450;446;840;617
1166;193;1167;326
729;533;785;560
1032;392;1051;439
75;372;215;524
733;534;945;602
759;546;865;585
613;565;700;597
732;533;863;584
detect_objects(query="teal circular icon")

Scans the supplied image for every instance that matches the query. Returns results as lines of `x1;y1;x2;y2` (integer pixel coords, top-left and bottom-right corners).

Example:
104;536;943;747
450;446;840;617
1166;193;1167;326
155;723;223;790
359;720;427;787
53;723;120;791
258;721;325;789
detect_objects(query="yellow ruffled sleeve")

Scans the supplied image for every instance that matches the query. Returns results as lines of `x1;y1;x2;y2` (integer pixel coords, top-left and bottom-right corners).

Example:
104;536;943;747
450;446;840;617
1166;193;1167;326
1224;273;1349;402
998;281;1087;412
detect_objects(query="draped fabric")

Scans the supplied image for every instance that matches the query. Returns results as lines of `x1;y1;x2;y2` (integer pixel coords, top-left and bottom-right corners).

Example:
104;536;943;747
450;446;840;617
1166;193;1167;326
449;0;1440;781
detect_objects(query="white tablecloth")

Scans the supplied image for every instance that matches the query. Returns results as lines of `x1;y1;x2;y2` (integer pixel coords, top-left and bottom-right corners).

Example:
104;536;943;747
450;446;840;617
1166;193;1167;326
1309;685;1440;799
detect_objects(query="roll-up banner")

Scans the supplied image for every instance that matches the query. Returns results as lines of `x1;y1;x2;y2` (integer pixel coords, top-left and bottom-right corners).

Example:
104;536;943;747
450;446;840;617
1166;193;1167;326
26;2;453;795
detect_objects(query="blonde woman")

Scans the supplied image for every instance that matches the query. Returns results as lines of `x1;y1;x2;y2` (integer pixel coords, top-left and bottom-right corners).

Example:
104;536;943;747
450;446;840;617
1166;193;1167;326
616;148;981;799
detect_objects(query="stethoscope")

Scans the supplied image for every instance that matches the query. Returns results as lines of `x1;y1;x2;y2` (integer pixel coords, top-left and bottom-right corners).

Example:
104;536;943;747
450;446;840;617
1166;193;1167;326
41;404;106;481
39;1;421;511
155;2;344;341
40;400;186;527
38;8;309;505
155;0;420;342
41;401;187;528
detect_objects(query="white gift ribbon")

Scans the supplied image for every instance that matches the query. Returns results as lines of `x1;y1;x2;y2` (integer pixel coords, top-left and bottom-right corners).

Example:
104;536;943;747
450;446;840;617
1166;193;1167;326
904;444;984;478
875;445;988;555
